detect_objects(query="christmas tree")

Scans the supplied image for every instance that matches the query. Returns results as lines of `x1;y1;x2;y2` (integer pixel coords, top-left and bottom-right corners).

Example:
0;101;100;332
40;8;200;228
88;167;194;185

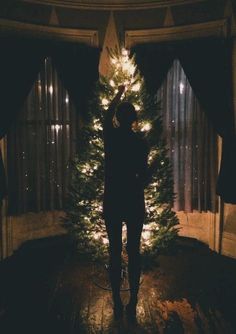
64;47;179;262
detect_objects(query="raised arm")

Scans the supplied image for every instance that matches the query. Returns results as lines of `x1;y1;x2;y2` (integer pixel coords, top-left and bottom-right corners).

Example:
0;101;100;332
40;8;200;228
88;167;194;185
104;85;125;128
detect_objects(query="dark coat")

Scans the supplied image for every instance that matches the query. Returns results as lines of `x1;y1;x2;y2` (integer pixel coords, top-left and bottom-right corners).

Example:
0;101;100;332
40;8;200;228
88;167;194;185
103;118;148;221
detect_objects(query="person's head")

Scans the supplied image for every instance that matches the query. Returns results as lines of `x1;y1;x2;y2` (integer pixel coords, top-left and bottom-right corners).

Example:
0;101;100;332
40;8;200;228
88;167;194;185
115;101;137;129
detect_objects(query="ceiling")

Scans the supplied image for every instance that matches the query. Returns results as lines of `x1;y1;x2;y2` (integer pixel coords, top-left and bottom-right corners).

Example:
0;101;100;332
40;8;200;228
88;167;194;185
21;0;206;10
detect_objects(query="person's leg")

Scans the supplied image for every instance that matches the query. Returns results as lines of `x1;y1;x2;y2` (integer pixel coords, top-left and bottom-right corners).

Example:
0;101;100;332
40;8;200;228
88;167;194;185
126;219;143;318
105;218;123;315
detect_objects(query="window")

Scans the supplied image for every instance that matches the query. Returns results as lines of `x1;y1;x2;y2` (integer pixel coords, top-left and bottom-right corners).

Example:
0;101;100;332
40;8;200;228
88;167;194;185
7;57;77;214
157;60;218;212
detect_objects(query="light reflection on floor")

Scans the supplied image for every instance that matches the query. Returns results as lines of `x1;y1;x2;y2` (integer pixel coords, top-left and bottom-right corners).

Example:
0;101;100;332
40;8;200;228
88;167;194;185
69;267;232;334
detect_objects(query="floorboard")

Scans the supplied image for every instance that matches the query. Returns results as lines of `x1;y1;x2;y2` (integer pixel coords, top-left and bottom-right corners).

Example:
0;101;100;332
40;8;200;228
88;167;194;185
0;235;236;333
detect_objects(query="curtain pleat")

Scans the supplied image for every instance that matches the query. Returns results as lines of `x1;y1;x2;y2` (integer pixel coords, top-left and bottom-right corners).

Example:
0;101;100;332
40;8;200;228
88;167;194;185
0;36;100;213
132;37;235;204
157;60;218;212
7;58;77;214
1;37;100;208
177;38;235;203
52;42;100;121
0;37;45;202
131;42;175;94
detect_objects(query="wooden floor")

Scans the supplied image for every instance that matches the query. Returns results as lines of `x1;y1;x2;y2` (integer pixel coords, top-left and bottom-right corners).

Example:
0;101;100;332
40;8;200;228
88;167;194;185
0;235;236;334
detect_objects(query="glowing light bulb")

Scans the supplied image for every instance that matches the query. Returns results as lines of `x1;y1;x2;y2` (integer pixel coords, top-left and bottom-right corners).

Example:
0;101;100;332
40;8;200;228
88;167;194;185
94;233;100;240
127;64;136;75
109;79;115;87
103;238;109;245
101;98;109;106
142;230;151;240
134;104;141;111
131;82;141;92
93;119;103;131
141;122;152;132
121;48;129;56
122;62;130;72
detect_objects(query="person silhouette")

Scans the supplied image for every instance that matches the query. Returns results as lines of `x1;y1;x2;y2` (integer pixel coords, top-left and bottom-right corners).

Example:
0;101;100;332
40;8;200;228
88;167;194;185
103;85;149;321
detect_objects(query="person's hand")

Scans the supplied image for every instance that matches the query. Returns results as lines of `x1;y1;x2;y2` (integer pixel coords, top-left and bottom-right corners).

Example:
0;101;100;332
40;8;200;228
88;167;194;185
118;85;125;93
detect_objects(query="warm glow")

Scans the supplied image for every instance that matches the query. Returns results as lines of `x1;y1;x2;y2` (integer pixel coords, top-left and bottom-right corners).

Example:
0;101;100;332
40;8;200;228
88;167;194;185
121;48;129;56
131;82;141;92
109;79;115;87
141;122;152;132
93;119;103;131
134;104;141;111
101;98;109;106
122;62;136;75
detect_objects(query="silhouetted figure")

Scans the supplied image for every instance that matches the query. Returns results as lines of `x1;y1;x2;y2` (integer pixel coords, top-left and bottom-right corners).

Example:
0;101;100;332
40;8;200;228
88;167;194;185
103;85;148;321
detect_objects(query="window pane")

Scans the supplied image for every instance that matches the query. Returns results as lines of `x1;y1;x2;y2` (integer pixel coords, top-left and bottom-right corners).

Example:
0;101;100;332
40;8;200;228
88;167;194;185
7;57;77;214
157;59;218;212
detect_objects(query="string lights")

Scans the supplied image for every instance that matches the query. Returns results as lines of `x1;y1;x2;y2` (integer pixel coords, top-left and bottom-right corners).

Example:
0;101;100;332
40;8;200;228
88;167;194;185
64;47;179;260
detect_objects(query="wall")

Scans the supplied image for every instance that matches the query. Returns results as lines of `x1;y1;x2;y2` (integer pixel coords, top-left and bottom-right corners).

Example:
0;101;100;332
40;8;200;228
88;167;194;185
222;204;236;258
10;211;66;252
221;34;236;259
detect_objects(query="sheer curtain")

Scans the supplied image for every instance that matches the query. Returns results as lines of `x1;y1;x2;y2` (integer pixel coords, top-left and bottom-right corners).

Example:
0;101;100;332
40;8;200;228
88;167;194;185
132;38;235;204
157;60;218;212
0;37;45;203
7;57;77;214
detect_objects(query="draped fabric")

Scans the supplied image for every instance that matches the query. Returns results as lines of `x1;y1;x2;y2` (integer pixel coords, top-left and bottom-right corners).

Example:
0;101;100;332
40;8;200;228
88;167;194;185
0;38;45;139
132;42;175;95
52;42;100;121
132;37;236;204
7;58;77;214
0;36;100;205
177;39;235;204
177;39;233;137
157;60;218;212
0;37;45;202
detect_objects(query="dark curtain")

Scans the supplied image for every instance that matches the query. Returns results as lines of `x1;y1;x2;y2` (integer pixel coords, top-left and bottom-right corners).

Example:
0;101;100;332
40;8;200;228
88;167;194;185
52;42;100;121
0;37;45;202
132;37;236;204
7;58;77;214
157;60;218;212
178;39;233;137
0;36;100;205
177;39;235;203
132;42;175;94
